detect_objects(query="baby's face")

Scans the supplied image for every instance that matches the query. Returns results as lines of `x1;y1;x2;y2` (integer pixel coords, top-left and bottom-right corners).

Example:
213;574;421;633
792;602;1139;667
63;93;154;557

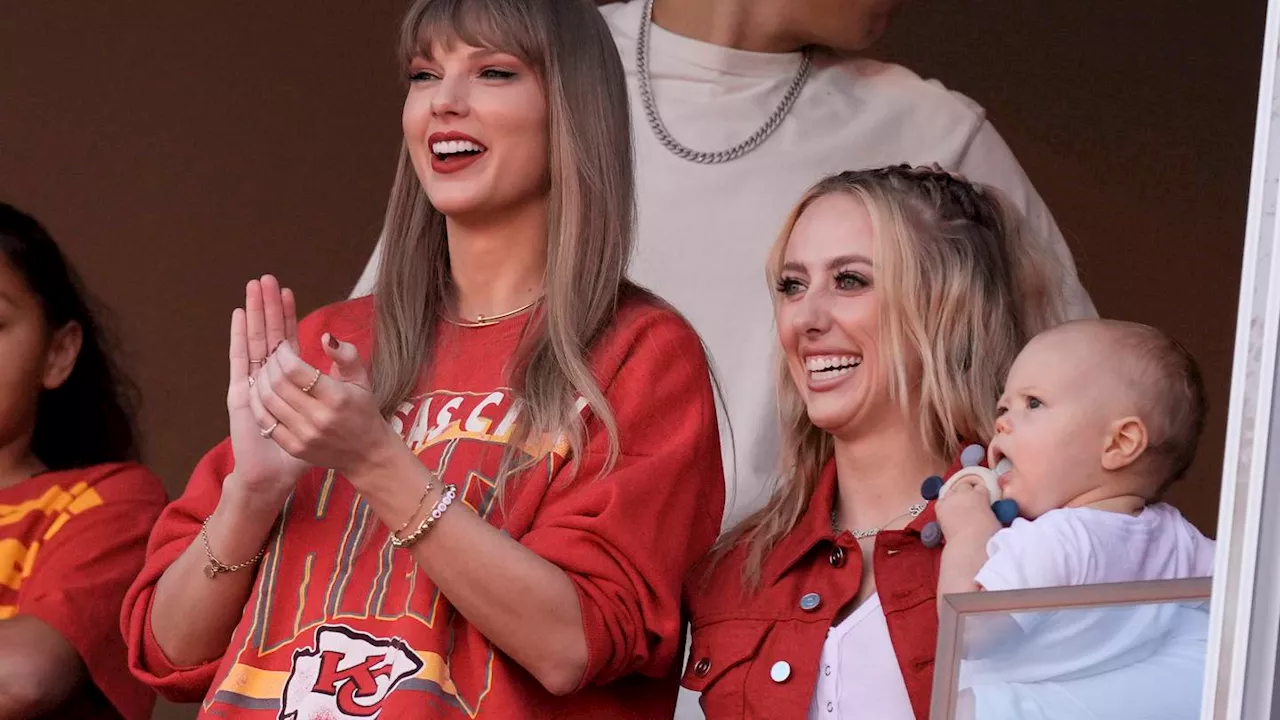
988;329;1124;518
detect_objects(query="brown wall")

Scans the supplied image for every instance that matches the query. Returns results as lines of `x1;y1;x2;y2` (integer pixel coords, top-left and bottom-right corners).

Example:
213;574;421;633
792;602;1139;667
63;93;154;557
0;7;408;717
0;2;1265;718
875;0;1265;532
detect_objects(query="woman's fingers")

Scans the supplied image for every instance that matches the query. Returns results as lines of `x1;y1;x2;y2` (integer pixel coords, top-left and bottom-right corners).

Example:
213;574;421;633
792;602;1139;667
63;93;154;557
274;341;336;404
261;274;287;353
245;279;268;367
282;287;299;347
264;419;303;459
320;334;372;392
229;308;249;388
247;372;303;458
247;365;282;435
258;352;316;438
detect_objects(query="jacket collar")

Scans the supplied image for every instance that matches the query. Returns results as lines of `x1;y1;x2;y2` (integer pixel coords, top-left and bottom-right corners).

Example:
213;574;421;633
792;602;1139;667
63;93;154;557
761;448;977;587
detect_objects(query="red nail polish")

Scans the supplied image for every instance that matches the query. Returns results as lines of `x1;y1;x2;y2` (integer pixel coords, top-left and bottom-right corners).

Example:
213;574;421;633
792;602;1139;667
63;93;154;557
327;334;339;349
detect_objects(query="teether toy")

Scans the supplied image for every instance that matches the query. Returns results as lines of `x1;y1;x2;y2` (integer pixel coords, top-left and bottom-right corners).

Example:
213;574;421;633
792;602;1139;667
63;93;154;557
919;444;1019;548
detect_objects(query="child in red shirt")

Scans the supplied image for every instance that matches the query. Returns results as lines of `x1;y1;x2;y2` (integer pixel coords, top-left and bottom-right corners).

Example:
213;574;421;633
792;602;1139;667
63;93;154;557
0;202;166;719
122;0;726;717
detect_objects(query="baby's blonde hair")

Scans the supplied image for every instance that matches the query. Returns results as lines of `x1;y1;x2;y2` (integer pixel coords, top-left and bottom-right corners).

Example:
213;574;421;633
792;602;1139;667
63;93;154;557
1056;319;1207;493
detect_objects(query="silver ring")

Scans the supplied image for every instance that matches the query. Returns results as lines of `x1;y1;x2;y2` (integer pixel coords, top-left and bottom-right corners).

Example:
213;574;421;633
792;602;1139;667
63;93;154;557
259;422;279;439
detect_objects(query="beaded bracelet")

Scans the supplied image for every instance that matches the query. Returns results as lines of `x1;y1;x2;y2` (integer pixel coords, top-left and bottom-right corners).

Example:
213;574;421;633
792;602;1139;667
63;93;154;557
391;484;458;549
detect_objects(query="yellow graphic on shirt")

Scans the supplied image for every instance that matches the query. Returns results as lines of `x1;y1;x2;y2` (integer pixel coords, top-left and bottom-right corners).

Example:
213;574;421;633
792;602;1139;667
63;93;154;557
391;389;584;460
213;645;457;707
0;482;104;617
207;388;583;716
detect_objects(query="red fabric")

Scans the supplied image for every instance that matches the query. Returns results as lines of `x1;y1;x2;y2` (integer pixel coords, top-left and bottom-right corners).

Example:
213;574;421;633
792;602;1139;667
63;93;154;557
122;293;725;719
0;462;167;720
684;454;971;720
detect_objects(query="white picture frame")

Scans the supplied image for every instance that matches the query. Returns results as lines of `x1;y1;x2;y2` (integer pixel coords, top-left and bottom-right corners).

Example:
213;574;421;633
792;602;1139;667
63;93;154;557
1202;0;1280;716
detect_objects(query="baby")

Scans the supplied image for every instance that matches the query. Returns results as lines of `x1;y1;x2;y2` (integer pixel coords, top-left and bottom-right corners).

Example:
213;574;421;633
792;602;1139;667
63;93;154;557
936;318;1215;719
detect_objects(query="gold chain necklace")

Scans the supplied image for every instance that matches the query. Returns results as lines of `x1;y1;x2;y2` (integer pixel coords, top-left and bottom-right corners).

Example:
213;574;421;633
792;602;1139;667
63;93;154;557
448;297;541;329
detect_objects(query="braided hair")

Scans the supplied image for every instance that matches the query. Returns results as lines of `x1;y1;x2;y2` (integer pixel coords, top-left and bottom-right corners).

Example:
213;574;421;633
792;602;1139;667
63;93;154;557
719;164;1065;588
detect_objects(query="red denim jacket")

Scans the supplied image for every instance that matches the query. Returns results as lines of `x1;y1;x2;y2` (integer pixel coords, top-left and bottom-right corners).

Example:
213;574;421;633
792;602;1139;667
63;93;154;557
683;456;966;719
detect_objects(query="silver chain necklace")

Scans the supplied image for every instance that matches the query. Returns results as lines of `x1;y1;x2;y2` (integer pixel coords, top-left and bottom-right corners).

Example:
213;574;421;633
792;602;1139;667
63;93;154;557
832;502;928;539
635;0;813;165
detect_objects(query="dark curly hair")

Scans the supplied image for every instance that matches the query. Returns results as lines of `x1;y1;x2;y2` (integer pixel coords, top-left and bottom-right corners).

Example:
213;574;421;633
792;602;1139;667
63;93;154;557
0;202;140;469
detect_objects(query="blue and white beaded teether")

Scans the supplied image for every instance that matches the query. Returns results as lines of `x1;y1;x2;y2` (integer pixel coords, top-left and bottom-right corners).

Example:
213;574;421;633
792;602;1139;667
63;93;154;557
919;443;1019;548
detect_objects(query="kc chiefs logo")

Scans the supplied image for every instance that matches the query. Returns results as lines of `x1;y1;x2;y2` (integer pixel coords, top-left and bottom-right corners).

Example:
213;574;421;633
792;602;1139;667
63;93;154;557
280;625;425;719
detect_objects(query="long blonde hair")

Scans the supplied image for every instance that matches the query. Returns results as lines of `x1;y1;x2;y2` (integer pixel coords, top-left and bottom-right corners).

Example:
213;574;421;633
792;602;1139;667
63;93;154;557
372;0;633;480
723;165;1065;587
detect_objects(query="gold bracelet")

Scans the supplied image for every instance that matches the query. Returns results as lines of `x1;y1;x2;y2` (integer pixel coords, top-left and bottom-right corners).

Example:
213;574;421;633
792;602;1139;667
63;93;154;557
394;480;435;535
391;484;458;549
201;515;269;579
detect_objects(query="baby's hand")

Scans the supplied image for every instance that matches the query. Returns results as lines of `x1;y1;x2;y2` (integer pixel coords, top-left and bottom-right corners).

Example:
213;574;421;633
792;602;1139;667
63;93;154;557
935;475;1002;542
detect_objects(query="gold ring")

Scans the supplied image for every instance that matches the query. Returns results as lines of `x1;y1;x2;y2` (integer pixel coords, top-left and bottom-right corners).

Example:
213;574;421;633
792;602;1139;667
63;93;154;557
301;369;321;395
249;358;265;366
259;422;279;439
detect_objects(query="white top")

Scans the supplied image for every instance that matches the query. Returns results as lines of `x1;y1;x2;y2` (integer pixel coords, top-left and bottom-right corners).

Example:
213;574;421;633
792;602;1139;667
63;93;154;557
975;503;1215;595
353;1;1096;527
807;594;915;720
962;504;1215;719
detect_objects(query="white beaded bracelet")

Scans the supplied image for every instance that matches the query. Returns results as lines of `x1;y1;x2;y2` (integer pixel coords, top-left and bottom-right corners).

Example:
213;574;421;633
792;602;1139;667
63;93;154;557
391;483;458;549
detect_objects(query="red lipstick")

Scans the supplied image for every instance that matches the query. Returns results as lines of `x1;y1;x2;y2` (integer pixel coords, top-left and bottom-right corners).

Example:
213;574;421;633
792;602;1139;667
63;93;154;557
427;131;487;174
